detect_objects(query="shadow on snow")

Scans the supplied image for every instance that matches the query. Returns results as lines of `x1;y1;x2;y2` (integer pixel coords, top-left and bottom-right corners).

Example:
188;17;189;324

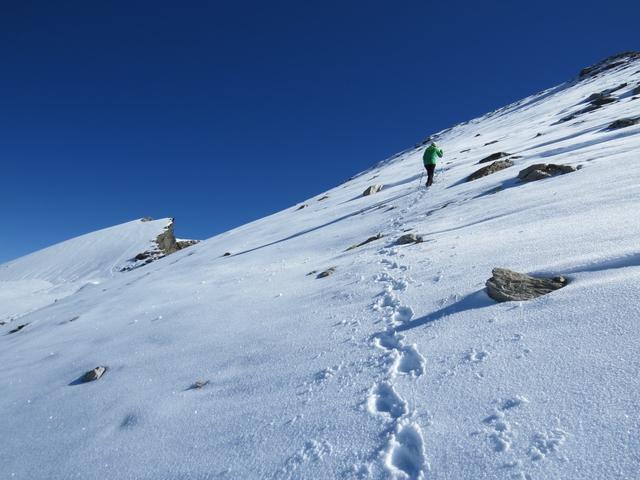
394;289;494;333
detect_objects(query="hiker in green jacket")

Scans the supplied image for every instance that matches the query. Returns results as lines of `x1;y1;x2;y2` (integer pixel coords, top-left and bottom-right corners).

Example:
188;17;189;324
423;142;443;187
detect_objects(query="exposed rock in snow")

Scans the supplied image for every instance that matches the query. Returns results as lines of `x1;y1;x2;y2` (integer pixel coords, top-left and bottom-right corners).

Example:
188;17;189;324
589;95;618;106
81;366;107;383
363;184;383;196
123;219;199;271
156;219;195;255
296;204;308;210
586;83;627;102
607;117;640;130
560;87;626;122
316;267;336;278
7;323;28;334
346;233;383;251
518;163;576;182
486;268;568;302
189;380;209;390
578;51;640;78
478;152;510;164
467;159;514;181
395;233;423;245
3;49;640;480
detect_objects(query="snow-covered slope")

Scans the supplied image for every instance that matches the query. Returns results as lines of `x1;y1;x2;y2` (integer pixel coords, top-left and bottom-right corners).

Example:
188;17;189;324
0;218;174;322
2;53;640;480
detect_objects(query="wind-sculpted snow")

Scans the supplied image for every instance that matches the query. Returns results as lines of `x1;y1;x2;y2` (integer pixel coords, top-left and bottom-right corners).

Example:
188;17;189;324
1;54;640;479
0;218;174;322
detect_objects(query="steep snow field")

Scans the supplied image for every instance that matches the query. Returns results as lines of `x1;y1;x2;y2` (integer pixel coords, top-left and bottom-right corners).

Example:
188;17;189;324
2;54;639;479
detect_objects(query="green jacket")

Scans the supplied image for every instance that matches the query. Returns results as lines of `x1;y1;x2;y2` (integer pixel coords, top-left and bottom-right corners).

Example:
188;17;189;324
423;143;443;166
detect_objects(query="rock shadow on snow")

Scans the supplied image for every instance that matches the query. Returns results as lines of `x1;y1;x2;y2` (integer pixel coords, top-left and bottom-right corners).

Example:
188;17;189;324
394;290;494;333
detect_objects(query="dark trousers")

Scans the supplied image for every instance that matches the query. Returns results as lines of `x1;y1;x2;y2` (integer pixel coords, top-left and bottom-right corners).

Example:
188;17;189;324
425;164;436;186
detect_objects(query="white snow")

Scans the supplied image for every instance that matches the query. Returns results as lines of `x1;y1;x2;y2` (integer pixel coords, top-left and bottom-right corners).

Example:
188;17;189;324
0;218;172;322
1;56;640;479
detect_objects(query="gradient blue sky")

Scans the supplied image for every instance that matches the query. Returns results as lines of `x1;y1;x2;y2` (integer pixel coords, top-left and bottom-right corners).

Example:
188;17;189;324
2;1;638;262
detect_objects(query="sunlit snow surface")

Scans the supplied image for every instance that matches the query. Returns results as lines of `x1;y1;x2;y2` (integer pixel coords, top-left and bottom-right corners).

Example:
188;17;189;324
1;60;639;479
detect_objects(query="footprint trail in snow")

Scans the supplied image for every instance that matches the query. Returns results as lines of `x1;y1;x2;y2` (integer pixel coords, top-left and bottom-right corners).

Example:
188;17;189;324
363;205;429;479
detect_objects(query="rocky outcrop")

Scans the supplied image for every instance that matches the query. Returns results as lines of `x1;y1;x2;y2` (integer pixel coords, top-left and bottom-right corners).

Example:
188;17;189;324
518;163;576;182
486;268;568;302
590;95;617;106
189;380;209;390
296;204;308;210
346;233;383;251
317;267;336;279
560;87;624;123
467;160;514;181
363;184;384;196
395;233;423;245
122;219;199;272
607;118;640;130
479;152;510;164
82;366;107;383
579;52;640;79
586;83;627;102
155;220;182;255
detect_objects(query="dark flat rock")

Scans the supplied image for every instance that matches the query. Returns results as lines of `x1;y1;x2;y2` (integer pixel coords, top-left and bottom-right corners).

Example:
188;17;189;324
467;159;514;182
486;268;567;302
346;233;383;251
82;366;107;383
395;233;423;245
479;152;510;164
317;267;336;279
607;118;640;130
518;163;576;182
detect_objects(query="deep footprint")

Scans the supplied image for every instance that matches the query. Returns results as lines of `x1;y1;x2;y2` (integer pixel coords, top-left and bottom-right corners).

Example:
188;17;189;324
373;330;404;351
385;421;427;480
367;381;408;419
395;344;426;377
391;306;414;325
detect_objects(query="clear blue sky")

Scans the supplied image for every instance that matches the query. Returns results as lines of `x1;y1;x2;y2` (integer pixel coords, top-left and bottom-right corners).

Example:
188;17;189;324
1;1;638;262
